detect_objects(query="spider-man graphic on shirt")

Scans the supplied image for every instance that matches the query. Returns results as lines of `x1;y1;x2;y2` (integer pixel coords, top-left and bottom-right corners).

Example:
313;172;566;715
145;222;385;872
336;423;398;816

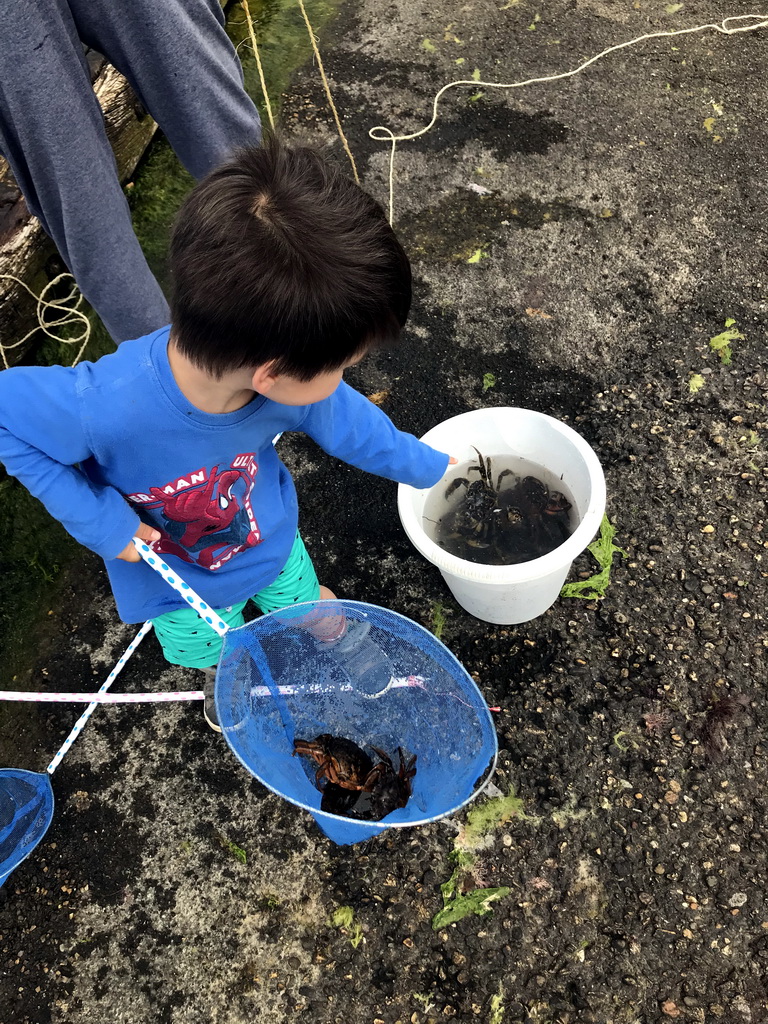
127;453;261;570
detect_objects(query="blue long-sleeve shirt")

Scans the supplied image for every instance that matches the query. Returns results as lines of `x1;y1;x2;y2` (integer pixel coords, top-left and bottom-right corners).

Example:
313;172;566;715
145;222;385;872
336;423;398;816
0;327;448;622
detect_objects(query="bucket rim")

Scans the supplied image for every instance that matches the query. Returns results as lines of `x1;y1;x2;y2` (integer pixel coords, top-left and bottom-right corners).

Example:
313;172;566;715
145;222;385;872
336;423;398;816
216;599;499;830
397;407;607;583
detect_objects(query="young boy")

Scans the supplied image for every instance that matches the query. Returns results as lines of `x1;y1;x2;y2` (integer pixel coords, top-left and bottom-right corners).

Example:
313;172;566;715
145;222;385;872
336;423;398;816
0;136;452;729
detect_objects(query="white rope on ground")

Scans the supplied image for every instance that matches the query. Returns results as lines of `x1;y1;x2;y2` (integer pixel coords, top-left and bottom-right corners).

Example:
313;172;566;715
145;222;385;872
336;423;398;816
0;272;91;369
368;14;768;224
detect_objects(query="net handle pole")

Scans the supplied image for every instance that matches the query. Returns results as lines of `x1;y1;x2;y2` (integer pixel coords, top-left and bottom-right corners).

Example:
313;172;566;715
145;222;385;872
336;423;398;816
45;620;153;774
131;539;230;638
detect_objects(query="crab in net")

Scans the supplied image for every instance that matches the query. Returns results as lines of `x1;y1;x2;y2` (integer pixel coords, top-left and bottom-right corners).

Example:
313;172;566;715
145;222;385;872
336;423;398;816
293;734;417;822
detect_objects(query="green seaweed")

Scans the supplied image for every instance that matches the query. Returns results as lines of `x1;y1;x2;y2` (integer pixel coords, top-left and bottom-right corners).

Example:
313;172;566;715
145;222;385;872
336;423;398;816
461;790;526;847
330;905;363;948
432;790;522;930
489;988;505;1024
432;885;510;929
709;318;744;366
126;145;195;291
229;0;345;123
430;601;449;640
217;834;248;864
560;515;627;601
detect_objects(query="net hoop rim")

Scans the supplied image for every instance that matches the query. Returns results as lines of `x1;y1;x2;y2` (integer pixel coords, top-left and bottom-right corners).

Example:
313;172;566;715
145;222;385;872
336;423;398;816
217;599;499;829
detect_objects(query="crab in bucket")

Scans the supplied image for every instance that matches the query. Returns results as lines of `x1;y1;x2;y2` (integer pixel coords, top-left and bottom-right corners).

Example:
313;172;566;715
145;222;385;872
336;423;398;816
433;446;574;564
444;446;515;529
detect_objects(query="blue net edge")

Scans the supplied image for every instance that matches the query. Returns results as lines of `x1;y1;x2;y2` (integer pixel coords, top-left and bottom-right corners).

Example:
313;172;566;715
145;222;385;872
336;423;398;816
216;599;500;831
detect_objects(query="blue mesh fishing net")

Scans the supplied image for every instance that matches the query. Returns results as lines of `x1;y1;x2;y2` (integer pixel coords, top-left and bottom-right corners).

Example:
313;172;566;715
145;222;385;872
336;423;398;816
215;600;497;844
0;769;54;886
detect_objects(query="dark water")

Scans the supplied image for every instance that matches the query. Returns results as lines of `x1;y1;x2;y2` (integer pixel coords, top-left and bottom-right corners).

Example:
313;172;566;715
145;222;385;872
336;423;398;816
423;453;577;565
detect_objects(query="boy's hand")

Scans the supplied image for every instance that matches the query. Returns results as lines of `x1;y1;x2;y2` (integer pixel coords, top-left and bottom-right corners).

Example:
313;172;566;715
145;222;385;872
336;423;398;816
116;522;161;562
448;457;458;465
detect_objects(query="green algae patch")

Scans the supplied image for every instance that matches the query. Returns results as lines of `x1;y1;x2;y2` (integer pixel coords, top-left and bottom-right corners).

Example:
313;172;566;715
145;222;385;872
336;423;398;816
217;833;248;864
127;143;195;292
330;905;364;948
434;848;510;930
229;0;345;122
432;883;510;930
430;600;449;640
709;318;744;366
561;515;627;601
432;789;523;929
489;989;505;1024
459;790;526;849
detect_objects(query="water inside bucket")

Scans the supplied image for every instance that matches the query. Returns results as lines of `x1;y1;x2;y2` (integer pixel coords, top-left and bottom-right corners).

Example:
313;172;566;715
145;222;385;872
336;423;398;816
422;453;579;565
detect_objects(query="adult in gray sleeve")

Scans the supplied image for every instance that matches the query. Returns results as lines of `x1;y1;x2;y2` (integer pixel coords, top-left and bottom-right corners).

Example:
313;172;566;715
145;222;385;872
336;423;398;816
0;0;261;344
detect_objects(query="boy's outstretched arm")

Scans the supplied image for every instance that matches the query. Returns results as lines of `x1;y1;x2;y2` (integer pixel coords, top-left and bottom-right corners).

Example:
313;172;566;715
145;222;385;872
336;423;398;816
299;380;451;489
0;365;142;560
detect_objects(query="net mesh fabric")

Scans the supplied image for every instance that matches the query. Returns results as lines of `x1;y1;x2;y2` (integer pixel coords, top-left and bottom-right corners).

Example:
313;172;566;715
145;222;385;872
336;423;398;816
215;600;497;832
0;770;54;885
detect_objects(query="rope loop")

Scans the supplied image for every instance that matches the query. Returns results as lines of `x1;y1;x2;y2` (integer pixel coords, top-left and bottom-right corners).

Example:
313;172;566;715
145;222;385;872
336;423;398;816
0;272;91;369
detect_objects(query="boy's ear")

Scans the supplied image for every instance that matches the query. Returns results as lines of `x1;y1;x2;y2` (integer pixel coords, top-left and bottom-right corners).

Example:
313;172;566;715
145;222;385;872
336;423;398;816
251;361;279;394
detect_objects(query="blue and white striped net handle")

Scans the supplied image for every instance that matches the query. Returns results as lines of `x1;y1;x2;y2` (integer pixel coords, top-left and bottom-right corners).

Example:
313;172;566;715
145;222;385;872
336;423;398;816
46;620;153;774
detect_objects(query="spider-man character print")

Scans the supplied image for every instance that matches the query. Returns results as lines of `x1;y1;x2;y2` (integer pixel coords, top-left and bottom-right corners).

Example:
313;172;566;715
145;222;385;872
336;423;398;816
128;454;262;570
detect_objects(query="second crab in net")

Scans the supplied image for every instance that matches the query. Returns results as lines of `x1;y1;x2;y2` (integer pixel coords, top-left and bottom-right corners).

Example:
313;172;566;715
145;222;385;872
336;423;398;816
424;447;576;565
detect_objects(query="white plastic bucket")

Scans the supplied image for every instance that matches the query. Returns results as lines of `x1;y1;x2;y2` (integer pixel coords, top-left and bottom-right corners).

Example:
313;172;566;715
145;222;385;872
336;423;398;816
397;408;607;625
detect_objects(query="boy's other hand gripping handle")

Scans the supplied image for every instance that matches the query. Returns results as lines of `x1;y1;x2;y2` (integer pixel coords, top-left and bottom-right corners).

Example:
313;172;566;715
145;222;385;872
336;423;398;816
131;537;230;638
118;522;160;561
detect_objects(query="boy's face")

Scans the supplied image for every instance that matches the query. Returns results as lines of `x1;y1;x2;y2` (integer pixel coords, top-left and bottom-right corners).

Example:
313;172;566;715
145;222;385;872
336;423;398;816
252;353;365;406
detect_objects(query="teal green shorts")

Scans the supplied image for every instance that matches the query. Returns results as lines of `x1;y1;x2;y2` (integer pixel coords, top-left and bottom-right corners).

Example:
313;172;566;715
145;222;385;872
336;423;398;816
152;532;321;669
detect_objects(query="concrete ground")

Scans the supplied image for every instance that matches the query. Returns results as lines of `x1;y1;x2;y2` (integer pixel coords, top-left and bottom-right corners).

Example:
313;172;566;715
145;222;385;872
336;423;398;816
1;2;768;1022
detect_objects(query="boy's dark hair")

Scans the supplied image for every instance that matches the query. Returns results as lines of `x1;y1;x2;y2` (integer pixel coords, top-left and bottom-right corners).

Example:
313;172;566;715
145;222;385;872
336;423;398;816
169;135;412;380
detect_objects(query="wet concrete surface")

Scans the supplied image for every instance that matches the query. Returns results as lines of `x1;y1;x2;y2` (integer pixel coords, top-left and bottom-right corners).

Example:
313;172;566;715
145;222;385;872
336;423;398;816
2;2;768;1022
